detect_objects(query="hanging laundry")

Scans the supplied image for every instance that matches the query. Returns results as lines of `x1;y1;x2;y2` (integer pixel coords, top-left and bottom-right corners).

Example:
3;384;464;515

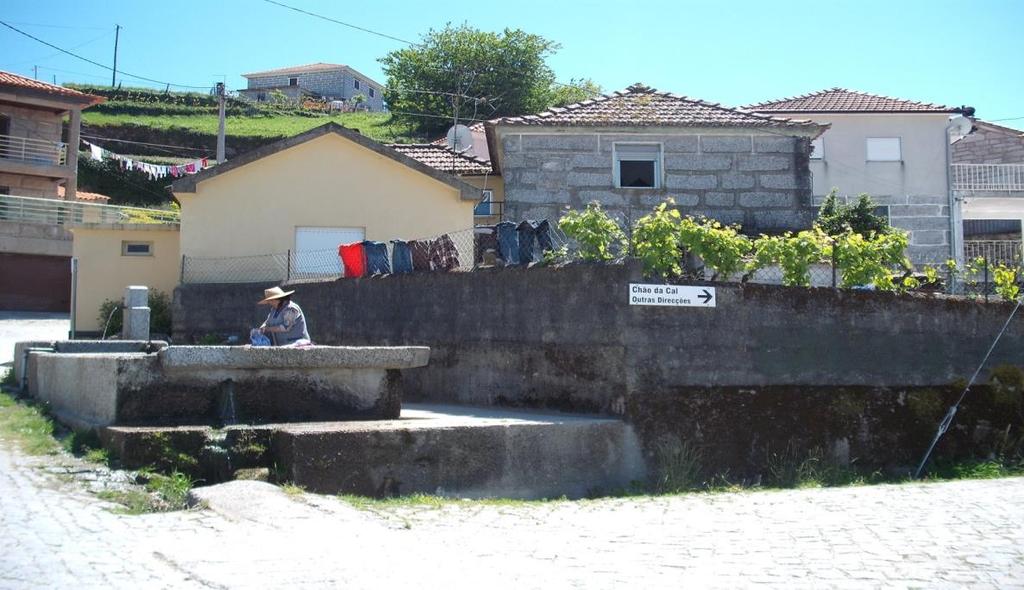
535;219;555;252
429;234;460;271
409;240;432;272
391;240;413;274
474;226;498;265
81;140;208;180
338;242;366;278
517;220;537;265
496;221;519;265
363;241;391;275
89;143;104;161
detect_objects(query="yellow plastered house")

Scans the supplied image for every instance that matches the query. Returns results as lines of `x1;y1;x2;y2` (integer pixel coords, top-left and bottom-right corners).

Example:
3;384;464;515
70;122;481;333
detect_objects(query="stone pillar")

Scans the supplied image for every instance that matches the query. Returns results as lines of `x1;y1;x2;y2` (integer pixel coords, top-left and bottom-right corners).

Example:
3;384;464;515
122;285;150;341
65;108;81;201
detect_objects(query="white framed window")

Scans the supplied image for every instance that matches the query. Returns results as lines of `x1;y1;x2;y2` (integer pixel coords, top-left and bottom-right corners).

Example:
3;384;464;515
294;226;365;276
613;143;662;189
288;77;298;86
354;78;361;90
866;137;901;162
474;189;496;216
121;241;152;256
810;137;824;160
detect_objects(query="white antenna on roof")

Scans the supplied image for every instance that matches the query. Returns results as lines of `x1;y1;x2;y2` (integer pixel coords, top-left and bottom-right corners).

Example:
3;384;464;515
446;124;473;153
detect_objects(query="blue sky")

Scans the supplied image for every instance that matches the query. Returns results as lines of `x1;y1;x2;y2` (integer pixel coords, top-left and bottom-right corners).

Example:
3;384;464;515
2;0;1022;128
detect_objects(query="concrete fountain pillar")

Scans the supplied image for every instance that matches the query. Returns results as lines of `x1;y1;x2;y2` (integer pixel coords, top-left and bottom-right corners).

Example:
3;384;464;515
122;286;151;341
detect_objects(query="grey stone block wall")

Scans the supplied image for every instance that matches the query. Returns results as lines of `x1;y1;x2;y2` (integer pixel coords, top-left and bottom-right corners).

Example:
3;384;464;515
953;126;1024;165
500;131;815;233
244;69;385;111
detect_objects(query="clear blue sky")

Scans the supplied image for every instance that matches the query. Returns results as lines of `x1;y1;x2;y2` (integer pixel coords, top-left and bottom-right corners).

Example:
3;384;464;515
2;0;1022;128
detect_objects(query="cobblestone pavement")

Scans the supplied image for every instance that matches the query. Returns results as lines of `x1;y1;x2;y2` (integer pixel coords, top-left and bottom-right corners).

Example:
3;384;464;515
1;439;1023;589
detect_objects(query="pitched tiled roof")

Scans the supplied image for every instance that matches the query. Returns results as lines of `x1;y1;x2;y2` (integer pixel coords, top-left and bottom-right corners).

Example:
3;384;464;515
389;143;493;175
746;88;959;113
58;186;110;202
0;70;104;105
489;83;819;130
242;63;348;78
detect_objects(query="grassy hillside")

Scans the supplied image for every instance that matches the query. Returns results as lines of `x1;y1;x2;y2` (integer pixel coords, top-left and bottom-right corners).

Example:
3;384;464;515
71;84;423;144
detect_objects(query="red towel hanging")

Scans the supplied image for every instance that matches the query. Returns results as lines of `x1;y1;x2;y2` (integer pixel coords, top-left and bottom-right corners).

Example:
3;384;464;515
338;242;366;278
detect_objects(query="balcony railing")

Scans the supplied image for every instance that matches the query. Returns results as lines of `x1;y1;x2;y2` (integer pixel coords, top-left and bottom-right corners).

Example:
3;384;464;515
0;194;179;226
0;134;68;166
964;240;1023;265
952;163;1024;192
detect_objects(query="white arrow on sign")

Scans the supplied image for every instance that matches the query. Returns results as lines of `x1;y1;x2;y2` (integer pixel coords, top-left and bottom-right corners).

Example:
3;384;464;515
628;283;716;308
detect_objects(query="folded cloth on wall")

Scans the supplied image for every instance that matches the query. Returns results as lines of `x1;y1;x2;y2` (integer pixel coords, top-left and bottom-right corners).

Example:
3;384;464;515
409;240;432;272
496;221;519;264
535;219;554;252
429;234;460;271
391;240;413;274
363;240;391;275
338;242;366;278
474;226;497;264
517;220;537;264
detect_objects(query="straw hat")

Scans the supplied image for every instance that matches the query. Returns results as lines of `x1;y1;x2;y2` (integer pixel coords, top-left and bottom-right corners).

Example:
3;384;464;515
257;286;295;305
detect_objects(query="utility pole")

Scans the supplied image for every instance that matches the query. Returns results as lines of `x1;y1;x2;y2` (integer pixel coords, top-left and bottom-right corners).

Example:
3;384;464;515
111;24;120;88
216;82;226;163
33;65;38;80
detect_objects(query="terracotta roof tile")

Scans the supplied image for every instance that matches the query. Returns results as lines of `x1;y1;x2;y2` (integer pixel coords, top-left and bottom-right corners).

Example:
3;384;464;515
389;143;493;175
0;70;104;105
242;63;348;78
746;88;958;113
489;83;819;130
58;186;110;202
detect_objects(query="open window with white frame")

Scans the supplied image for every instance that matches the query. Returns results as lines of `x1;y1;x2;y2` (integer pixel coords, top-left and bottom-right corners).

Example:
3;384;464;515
613;143;662;188
474;189;496;216
866;137;902;162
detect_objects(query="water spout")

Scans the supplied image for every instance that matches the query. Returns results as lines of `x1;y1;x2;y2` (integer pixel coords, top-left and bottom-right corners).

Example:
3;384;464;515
219;379;237;426
101;305;120;340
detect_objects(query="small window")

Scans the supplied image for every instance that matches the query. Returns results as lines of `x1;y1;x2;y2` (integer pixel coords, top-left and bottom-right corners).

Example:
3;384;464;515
121;241;153;256
0;186;9;195
866;137;901;161
810;137;824;160
369;87;375;98
614;144;661;188
474;189;495;216
288;77;298;86
354;78;361;90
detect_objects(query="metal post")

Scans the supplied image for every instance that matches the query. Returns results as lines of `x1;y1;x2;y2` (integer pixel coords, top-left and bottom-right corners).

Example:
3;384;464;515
180;254;186;284
69;257;78;339
111;25;120;87
831;242;838;289
984;261;990;303
286;249;291;282
216;82;226;164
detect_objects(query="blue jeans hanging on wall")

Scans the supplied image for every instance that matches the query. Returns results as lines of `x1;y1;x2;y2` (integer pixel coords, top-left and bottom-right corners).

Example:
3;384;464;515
535;219;554;252
391;240;413;274
363;241;391;275
517;220;537;264
496;221;519;265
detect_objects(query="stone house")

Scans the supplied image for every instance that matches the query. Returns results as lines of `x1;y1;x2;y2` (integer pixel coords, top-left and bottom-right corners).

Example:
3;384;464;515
0;71;104;311
239;63;385;111
747;88;967;264
483;83;827;234
950;120;1024;261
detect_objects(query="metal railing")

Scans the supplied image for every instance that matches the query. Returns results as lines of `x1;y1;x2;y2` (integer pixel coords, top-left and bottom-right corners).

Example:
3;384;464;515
964;240;1023;265
0;194;179;225
0;134;67;166
952;163;1024;192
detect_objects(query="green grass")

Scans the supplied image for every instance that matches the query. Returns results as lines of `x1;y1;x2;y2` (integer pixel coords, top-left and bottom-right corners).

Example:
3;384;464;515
0;392;59;455
82;110;419;143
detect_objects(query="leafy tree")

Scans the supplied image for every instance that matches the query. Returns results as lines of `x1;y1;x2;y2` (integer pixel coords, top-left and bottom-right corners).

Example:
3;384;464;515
379;24;599;134
816;190;890;237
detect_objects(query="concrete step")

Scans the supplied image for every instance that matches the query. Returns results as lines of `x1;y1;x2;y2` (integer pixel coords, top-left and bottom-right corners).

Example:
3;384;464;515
101;404;648;500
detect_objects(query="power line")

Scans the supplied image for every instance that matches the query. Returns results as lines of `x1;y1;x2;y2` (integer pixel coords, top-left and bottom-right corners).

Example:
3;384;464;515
81;134;214;155
261;0;415;45
988;116;1024;122
0;20;211;89
1;20;107;31
2;30;113;68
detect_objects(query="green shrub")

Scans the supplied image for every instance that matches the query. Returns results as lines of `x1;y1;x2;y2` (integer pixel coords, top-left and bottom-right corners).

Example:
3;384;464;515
993;264;1021;301
678;216;752;280
633;200;683;278
749;229;831;287
558;201;626;262
97;289;172;337
832;230;911;290
817;190;891;237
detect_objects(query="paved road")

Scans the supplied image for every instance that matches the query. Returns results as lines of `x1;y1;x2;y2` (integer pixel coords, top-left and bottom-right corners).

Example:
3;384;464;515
1;439;1022;589
0;311;68;366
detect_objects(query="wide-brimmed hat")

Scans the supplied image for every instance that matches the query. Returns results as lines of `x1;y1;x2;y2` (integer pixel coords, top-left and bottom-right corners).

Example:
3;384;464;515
257;286;295;305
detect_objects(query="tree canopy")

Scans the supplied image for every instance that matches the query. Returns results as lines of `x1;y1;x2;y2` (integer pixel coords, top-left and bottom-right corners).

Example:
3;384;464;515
379;24;600;136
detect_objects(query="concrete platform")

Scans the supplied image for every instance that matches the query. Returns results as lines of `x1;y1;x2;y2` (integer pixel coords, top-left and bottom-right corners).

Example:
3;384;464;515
102;404;648;500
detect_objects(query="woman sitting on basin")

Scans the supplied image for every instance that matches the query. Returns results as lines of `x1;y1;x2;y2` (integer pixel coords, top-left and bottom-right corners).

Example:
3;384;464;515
257;287;312;347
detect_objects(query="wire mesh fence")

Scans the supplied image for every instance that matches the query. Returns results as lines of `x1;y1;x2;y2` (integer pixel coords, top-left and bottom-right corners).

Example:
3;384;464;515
181;224;572;285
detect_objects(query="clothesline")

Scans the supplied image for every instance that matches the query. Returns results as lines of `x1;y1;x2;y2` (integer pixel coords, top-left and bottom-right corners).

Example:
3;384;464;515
82;139;210;181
